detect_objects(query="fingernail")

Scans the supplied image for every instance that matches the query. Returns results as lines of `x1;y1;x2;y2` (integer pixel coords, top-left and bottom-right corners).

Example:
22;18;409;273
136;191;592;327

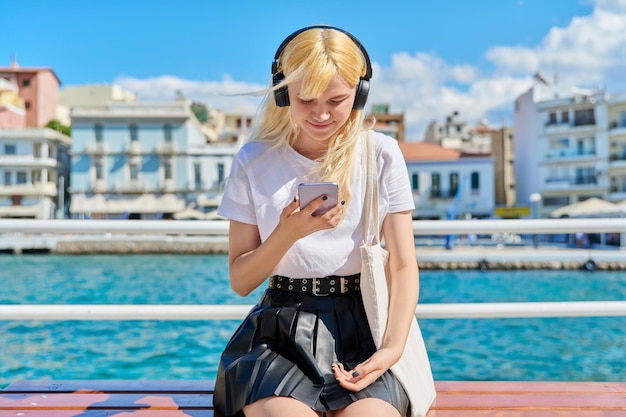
352;371;360;377
341;200;345;205
322;196;328;200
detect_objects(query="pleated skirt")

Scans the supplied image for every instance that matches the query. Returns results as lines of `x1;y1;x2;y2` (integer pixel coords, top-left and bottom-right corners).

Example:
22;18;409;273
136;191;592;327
213;288;410;417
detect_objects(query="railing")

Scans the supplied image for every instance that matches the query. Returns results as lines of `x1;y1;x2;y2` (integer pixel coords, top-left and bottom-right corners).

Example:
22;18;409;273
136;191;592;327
2;217;626;235
1;218;626;321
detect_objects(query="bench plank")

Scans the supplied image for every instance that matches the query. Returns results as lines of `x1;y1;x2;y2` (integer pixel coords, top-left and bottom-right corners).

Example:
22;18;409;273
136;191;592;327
2;380;215;393
2;381;625;416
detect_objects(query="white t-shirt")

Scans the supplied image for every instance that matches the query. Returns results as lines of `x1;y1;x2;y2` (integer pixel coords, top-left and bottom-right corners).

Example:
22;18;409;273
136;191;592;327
217;131;415;278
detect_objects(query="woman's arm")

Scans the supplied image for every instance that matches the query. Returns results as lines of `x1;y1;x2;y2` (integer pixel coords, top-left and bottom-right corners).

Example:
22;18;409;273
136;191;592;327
227;196;345;296
333;210;418;390
379;210;419;357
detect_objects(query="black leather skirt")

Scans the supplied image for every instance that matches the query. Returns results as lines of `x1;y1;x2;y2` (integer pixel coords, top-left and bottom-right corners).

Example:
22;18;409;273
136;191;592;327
213;288;409;416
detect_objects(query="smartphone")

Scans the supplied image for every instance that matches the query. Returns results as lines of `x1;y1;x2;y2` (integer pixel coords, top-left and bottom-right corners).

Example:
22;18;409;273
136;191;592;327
298;182;339;216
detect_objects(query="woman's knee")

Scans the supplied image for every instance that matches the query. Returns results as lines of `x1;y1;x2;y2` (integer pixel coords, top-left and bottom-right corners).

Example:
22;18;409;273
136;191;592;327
243;396;322;417
328;398;401;417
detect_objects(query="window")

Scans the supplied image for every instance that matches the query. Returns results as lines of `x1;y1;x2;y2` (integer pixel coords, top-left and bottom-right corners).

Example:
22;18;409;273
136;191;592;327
621;111;626;128
94;124;103;142
164;160;172;180
21;78;31;87
4;144;16;155
411;173;419;191
548;112;557;125
561;111;569;123
471;172;480;191
217;163;224;187
24;101;31;110
130;163;139;180
32;170;41;184
130;124;139;141
575;167;596;184
4;172;11;185
573;108;595;126
164;124;173;142
17;171;27;184
449;172;459;196
95;160;104;180
431;173;440;197
194;163;202;189
544;196;569;207
33;143;41;158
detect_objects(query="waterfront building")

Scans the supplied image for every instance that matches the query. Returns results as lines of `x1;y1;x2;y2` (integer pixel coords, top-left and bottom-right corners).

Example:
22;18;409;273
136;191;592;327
369;103;406;142
424;111;492;154
0;60;60;128
69;100;239;219
489;126;516;207
0;128;71;219
514;85;610;218
423;112;516;211
398;141;495;220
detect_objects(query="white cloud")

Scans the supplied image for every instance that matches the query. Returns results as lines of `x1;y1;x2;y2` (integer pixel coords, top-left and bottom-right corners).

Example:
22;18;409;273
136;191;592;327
485;0;626;91
115;75;264;115
115;0;626;141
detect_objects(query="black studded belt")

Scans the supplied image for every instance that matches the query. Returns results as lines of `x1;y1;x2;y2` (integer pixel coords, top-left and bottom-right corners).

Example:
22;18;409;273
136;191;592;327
268;273;361;296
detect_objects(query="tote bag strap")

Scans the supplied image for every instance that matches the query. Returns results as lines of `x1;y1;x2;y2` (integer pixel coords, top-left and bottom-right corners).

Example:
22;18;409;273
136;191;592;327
361;130;380;245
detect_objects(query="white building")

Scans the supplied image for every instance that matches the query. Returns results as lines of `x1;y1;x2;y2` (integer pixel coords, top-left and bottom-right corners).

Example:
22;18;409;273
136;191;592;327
424;111;492;154
0;128;71;219
514;85;610;217
69;100;240;219
398;141;494;220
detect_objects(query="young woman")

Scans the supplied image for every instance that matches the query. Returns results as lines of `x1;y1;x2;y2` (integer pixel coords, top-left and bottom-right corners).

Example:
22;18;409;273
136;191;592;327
214;25;422;417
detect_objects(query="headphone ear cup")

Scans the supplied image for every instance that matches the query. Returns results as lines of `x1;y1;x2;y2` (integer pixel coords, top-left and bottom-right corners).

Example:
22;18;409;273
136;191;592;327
353;78;370;110
273;72;290;107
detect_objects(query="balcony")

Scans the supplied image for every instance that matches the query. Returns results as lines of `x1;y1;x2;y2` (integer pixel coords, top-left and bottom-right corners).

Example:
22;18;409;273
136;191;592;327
0;182;57;197
113;179;148;192
0;155;57;167
85;142;108;155
544;176;599;190
156;142;177;154
544;149;596;161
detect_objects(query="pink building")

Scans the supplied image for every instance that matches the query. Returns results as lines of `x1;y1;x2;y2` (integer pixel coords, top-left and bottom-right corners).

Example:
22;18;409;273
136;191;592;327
0;61;61;128
0;76;26;128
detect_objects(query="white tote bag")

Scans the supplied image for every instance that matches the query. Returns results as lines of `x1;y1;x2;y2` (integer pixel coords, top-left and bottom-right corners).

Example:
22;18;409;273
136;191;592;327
359;131;437;417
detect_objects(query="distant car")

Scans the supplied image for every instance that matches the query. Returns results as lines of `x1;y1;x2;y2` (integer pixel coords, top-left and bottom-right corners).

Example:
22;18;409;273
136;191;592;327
491;232;522;244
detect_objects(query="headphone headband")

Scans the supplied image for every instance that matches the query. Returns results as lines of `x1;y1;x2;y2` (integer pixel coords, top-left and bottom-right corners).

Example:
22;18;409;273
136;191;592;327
271;25;373;80
271;25;372;109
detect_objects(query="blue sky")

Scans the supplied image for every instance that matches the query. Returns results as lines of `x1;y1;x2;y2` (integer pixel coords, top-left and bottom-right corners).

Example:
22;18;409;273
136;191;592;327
3;0;626;140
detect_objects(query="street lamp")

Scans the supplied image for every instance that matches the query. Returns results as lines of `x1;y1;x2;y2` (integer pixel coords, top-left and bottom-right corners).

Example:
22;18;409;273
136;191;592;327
530;193;542;248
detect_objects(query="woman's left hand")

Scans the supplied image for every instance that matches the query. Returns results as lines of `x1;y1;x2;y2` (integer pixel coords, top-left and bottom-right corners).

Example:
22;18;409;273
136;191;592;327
331;347;401;392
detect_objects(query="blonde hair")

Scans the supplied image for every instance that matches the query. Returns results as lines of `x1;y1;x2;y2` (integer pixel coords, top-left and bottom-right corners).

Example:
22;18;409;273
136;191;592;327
251;27;369;206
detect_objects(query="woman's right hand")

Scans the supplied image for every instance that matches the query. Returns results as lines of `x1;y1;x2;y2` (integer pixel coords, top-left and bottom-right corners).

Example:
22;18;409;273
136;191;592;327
279;195;344;239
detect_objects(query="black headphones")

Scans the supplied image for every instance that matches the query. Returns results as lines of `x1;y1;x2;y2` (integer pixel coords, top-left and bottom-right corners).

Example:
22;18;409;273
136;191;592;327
271;25;372;110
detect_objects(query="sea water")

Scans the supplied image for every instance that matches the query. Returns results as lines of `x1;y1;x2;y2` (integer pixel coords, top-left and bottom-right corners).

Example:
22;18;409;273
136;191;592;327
1;254;625;388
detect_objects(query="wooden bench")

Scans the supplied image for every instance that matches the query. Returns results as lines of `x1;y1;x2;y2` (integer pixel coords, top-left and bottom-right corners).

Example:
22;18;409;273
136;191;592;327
1;380;625;416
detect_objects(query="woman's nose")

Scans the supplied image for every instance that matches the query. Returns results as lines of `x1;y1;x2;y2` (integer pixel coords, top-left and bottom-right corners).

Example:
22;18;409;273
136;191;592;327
311;105;330;121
